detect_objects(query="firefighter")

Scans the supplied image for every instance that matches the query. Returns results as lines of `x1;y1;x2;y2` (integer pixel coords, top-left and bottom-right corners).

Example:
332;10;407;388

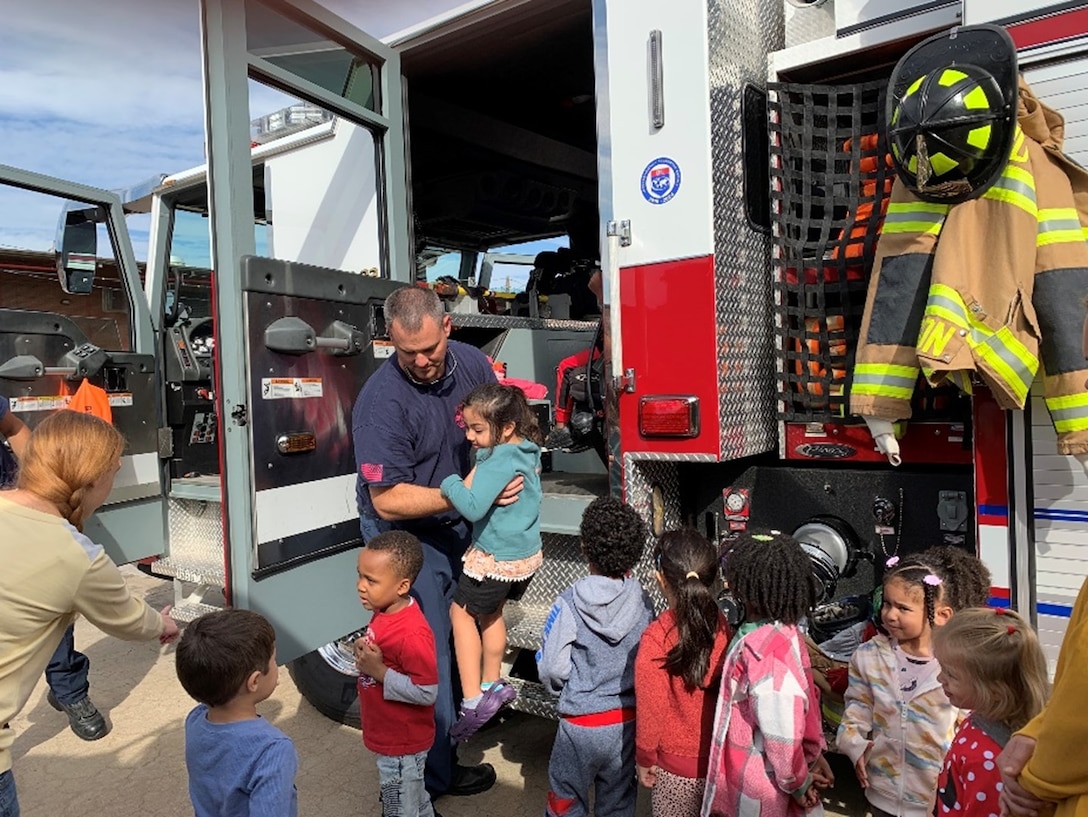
850;26;1088;464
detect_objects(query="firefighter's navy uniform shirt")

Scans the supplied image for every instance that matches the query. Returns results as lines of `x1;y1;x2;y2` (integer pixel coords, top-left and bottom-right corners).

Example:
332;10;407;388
352;339;495;529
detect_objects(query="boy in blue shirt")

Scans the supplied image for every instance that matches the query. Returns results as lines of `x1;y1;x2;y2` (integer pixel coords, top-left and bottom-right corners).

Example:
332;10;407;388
176;609;298;817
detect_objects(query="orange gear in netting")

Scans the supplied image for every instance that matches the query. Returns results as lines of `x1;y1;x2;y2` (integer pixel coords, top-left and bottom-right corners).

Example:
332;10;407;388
791;134;893;403
793;315;847;401
831;133;895;261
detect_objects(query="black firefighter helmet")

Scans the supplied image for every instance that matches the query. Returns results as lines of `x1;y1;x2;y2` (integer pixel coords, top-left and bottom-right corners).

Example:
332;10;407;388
887;25;1018;204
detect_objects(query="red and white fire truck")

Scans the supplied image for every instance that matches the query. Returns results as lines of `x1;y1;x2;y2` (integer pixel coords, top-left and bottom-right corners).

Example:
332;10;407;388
2;0;1088;725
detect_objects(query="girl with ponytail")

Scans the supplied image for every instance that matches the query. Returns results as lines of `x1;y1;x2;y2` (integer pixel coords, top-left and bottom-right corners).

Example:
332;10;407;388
0;412;178;813
634;528;731;817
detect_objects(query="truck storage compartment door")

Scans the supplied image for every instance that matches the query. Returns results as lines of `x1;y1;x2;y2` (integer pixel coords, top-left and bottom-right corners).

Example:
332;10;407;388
241;258;397;575
0;165;166;566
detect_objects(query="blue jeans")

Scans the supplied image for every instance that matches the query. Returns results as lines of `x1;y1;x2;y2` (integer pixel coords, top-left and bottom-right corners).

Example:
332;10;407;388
45;623;90;705
376;752;434;817
360;514;468;797
0;769;19;817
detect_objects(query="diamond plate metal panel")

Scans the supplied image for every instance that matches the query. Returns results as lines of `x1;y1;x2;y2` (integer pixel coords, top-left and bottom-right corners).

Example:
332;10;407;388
784;2;835;48
450;314;599;332
707;0;783;460
504;676;560;719
164;497;226;587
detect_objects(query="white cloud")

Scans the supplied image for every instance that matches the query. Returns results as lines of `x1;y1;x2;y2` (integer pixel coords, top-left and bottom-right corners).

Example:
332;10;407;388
0;0;483;254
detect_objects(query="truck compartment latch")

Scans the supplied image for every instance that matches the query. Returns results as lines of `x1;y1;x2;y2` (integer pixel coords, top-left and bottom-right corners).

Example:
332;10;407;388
264;316;365;356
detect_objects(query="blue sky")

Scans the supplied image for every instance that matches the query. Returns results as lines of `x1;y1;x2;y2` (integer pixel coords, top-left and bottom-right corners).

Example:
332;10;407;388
0;0;553;269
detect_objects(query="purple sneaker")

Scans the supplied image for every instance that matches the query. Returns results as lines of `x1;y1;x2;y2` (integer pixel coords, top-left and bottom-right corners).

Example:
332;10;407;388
449;679;517;742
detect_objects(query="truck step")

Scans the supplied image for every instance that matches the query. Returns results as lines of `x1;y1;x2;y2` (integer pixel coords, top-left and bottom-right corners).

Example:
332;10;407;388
539;472;608;535
503;676;558;720
169;600;225;623
147;556;225;588
504;599;553;650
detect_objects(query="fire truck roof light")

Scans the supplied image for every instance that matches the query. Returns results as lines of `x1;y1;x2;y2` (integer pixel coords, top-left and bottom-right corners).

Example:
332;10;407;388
639;396;699;438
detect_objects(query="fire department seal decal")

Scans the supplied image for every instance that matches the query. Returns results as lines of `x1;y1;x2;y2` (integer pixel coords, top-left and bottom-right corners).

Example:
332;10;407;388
640;157;681;205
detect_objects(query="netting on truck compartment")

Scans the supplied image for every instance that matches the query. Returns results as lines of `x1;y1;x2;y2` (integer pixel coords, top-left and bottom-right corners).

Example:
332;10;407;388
769;79;889;422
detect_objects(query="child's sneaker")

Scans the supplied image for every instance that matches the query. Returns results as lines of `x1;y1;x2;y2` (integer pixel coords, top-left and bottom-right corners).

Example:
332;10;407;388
543;426;588;453
449;679;517;742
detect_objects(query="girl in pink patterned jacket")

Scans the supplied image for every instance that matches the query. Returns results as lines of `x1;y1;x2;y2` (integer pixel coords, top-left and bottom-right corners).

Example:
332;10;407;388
701;531;833;817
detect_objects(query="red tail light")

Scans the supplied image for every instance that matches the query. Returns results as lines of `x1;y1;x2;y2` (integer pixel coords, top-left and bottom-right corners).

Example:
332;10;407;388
638;396;699;438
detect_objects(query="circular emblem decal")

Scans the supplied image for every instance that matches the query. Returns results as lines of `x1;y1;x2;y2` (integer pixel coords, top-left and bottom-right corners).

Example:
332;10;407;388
640;157;681;205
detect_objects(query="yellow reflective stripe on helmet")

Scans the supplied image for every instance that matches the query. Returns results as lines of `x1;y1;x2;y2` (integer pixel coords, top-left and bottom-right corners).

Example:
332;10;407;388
853;363;918;400
1038;208;1085;247
929;152;959;176
939;68;969;86
882;202;949;235
1045;393;1088;433
982;163;1037;216
967;124;992;151
924;284;1037;402
963;85;989;109
905;75;925;98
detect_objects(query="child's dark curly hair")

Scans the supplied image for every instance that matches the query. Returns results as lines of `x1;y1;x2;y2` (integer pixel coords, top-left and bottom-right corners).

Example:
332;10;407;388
919;545;992;611
366;530;424;583
723;531;815;624
579;496;647;578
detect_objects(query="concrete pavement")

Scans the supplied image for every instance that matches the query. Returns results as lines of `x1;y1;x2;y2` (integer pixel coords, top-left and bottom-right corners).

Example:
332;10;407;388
9;567;868;816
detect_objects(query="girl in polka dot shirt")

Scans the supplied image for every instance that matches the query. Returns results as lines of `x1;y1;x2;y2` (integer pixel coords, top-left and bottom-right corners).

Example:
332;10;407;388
932;608;1050;817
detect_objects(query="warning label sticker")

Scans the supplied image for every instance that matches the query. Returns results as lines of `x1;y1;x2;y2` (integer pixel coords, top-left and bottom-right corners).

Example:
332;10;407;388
260;377;323;400
373;341;395;359
10;395;70;412
8;392;133;412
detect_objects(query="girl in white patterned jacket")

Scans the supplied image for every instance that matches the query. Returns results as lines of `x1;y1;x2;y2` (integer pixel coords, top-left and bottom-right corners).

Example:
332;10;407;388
837;552;980;817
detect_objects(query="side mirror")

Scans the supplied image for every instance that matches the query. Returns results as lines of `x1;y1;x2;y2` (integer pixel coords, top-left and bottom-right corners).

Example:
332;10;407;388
54;202;101;294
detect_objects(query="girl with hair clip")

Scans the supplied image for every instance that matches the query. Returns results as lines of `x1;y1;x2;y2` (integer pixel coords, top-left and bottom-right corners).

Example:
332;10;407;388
440;382;544;741
932;607;1049;817
838;555;961;817
701;531;832;817
635;528;732;817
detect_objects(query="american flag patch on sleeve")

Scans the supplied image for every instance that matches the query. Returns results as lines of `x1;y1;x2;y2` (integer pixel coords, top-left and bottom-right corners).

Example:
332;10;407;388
360;463;384;482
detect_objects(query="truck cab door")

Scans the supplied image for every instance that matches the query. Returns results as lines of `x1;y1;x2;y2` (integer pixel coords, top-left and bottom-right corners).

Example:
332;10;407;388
0;165;166;565
200;0;410;662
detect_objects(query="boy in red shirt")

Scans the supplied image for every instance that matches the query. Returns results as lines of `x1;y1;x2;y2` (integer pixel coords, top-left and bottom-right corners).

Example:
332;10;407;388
355;531;440;817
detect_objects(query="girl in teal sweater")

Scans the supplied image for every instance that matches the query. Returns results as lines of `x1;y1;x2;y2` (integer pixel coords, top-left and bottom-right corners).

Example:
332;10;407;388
441;383;543;740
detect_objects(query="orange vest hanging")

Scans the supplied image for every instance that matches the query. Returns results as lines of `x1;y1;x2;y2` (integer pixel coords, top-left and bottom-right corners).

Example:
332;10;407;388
67;378;113;423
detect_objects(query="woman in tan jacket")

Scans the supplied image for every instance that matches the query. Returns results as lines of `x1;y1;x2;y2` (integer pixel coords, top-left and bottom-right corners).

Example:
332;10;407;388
0;411;179;816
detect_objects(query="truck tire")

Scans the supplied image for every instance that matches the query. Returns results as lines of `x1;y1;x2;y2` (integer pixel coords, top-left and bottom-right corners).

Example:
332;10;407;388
288;645;361;728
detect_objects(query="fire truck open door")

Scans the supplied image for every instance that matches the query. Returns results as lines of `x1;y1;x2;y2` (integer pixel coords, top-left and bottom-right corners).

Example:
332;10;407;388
200;0;410;662
0;165;167;567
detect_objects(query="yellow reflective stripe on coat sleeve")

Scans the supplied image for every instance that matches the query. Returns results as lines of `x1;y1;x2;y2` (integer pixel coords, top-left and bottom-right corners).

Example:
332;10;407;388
853;363;918;400
1046;393;1088;433
982;164;1037;217
925;284;1038;403
1038;208;1085;247
882;202;949;235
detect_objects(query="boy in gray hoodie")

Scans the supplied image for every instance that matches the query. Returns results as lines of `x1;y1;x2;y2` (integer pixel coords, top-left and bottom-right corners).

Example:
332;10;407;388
537;497;654;817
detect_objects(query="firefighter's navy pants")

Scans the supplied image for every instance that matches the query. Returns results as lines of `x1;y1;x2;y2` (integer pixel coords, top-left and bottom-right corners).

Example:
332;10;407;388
45;624;90;705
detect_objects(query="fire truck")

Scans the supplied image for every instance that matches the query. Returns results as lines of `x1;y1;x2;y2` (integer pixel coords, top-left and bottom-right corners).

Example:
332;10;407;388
2;0;1088;727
